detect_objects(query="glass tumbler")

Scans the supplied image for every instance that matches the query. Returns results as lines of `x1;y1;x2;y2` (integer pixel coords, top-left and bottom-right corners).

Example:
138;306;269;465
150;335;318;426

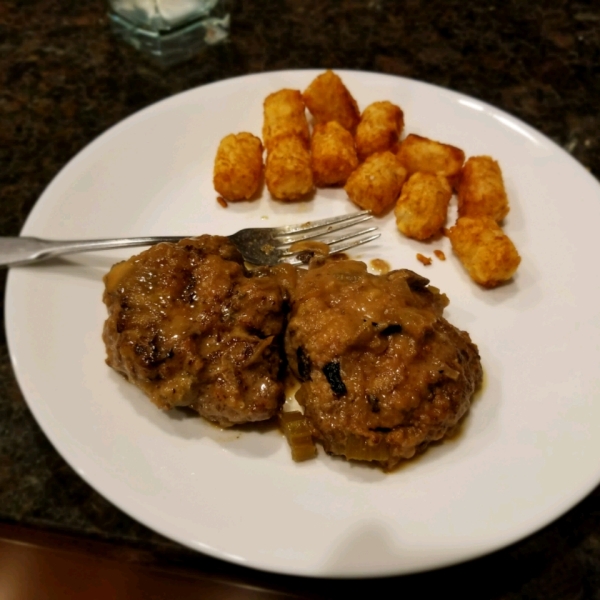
108;0;230;66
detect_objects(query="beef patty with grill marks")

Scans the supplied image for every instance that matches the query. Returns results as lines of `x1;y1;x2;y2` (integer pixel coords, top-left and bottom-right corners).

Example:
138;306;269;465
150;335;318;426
102;235;295;428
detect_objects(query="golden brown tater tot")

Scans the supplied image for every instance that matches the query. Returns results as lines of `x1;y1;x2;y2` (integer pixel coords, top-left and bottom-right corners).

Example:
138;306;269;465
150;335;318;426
302;70;360;132
394;172;452;240
355;101;404;161
344;151;407;215
262;89;310;152
311;121;358;187
213;132;263;201
458;155;510;223
397;134;465;188
448;216;521;288
265;134;314;201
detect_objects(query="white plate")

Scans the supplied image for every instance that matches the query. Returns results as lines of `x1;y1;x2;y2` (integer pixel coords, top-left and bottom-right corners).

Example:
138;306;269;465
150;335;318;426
6;70;600;578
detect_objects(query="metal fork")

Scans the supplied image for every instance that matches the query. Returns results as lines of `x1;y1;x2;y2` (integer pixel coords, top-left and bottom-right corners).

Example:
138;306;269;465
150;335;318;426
0;211;380;268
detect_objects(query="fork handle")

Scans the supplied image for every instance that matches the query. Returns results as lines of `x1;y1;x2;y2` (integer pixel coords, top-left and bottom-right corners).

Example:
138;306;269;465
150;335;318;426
0;236;185;267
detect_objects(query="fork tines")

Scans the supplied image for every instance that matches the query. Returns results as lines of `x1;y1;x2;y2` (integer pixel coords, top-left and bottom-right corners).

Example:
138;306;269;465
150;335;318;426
276;210;380;263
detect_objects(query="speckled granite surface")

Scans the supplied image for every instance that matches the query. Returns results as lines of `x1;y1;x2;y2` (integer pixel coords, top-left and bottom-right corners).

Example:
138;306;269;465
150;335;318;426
1;0;599;596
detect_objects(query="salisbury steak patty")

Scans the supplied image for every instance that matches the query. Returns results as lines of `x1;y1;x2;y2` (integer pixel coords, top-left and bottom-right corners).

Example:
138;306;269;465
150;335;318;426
102;235;291;427
285;258;482;469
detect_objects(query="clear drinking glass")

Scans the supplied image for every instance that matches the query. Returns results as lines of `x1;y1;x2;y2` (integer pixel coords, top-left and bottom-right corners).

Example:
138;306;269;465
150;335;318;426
108;0;230;66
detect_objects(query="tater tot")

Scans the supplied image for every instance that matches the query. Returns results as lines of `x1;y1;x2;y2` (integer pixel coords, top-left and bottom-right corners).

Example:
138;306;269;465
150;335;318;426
302;70;360;132
213;132;263;201
447;216;521;288
394;172;452;240
265;134;314;201
310;121;358;187
458;155;509;223
355;101;404;161
344;151;407;215
397;134;465;187
263;89;310;152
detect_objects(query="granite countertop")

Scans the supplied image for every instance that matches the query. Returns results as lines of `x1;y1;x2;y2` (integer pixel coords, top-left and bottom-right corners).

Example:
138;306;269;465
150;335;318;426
1;1;599;597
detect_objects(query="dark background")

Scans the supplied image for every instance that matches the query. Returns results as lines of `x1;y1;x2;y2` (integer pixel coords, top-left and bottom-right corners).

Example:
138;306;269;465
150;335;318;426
1;1;599;597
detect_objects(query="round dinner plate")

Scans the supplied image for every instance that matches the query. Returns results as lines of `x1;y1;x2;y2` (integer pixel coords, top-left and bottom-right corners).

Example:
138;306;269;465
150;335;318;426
6;70;600;578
